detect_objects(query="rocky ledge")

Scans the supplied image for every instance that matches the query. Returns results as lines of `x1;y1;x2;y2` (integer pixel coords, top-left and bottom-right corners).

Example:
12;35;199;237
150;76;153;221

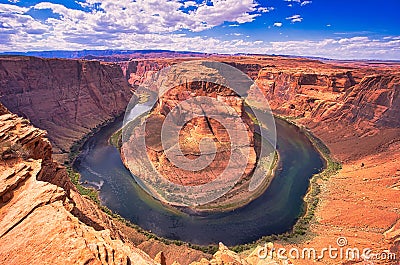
0;103;157;264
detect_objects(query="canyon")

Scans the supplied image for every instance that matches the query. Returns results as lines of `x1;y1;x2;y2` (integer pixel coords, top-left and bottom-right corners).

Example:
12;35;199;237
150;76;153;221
0;54;399;264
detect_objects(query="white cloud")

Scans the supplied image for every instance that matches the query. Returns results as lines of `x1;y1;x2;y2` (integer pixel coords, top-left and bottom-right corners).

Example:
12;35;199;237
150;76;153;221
0;3;28;13
190;0;260;30
383;36;400;40
258;6;274;13
300;1;312;6
183;1;197;8
28;0;264;35
267;36;400;60
337;36;369;44
285;0;311;7
286;14;303;23
0;2;398;60
0;0;266;53
1;0;271;52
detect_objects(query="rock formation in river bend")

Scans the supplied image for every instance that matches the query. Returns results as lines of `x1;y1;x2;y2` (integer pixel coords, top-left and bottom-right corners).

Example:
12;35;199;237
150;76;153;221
0;56;132;161
146;81;257;187
121;61;262;209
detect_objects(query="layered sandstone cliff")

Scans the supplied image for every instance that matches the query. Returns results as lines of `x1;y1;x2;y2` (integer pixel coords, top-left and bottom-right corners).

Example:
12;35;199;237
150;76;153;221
255;66;400;131
0;56;132;161
119;59;171;87
0;103;157;265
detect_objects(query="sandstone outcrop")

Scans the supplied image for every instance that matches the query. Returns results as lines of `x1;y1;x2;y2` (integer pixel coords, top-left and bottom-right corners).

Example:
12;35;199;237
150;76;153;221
121;61;263;209
254;66;398;133
255;68;356;117
328;74;400;128
120;59;171;86
0;103;157;264
0;56;132;161
190;242;290;265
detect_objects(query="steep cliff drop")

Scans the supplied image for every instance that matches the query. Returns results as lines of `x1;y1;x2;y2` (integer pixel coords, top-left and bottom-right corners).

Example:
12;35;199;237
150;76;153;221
0;56;133;162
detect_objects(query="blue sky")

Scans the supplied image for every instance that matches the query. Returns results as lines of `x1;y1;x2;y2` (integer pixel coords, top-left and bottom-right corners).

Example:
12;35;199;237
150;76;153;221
0;0;399;59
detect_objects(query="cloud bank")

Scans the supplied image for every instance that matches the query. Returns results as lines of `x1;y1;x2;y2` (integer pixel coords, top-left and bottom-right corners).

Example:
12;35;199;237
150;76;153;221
0;1;399;60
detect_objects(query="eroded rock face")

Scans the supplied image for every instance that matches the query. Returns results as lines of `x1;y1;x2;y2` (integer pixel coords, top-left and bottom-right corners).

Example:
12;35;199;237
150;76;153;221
249;63;400;135
120;59;171;86
0;56;132;161
0;103;156;265
255;68;356;118
329;74;400;129
147;81;256;187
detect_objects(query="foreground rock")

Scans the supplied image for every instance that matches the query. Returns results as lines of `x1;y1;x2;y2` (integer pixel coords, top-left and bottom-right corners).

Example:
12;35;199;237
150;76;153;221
0;104;157;265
